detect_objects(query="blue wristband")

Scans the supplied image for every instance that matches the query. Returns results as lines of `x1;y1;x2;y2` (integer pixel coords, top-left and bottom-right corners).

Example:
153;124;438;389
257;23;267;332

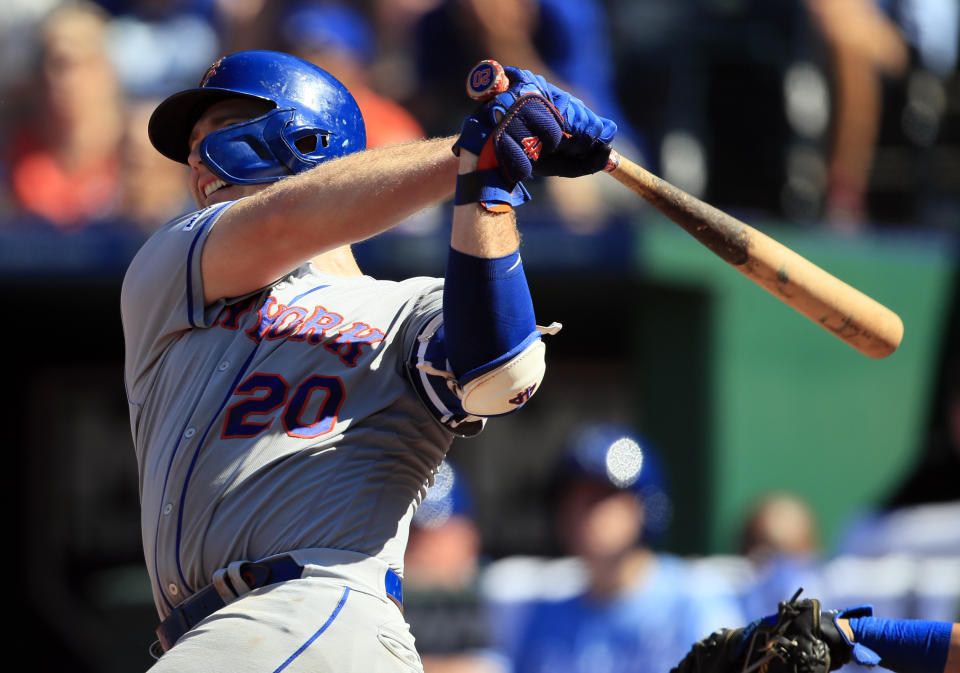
452;117;492;157
848;617;953;673
454;171;530;208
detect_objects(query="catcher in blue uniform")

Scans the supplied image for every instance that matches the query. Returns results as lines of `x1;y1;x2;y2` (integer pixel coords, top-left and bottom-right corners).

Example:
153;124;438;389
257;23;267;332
673;590;959;673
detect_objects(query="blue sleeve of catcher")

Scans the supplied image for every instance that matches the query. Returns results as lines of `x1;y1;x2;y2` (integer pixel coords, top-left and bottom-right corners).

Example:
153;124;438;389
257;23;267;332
443;247;540;385
847;616;953;673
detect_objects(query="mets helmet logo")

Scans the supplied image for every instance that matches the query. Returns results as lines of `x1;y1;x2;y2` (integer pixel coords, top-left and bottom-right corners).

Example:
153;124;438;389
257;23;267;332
200;57;225;87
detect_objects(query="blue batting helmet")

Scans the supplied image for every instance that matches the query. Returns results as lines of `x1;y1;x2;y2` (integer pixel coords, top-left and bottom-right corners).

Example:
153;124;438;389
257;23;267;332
554;423;673;540
148;50;366;184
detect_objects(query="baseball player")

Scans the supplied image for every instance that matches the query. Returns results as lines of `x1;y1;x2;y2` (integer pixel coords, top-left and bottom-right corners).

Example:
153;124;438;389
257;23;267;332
121;50;615;672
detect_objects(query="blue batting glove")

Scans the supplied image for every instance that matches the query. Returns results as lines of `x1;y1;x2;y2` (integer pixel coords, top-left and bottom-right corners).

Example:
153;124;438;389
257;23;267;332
452;66;617;210
454;67;618;178
500;67;617;179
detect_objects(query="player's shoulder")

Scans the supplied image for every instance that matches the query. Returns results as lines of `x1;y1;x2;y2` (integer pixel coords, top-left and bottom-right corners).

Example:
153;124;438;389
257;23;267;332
121;203;236;309
126;204;226;270
152;203;231;240
128;201;238;268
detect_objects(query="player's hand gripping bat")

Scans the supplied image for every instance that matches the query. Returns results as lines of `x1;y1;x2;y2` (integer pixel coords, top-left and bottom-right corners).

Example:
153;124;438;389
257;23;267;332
465;60;904;359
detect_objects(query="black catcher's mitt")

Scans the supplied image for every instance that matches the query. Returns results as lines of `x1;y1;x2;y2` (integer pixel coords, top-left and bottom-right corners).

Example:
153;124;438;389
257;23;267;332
671;590;854;673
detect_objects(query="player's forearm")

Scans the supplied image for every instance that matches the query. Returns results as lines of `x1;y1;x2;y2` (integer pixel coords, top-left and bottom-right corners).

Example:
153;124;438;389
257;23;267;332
260;136;459;242
202;136;458;301
442;148;541;415
450;150;520;257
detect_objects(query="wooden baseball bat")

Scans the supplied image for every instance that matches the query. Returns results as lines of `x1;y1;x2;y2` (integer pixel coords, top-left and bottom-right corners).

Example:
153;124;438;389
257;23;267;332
603;151;903;358
465;60;904;359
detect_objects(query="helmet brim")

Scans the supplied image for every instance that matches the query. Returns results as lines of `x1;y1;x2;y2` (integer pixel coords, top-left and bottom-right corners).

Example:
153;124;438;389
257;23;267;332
148;87;276;164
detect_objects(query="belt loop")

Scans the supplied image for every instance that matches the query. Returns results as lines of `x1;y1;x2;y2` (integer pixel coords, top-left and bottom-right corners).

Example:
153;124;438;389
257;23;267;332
226;560;253;598
212;567;240;602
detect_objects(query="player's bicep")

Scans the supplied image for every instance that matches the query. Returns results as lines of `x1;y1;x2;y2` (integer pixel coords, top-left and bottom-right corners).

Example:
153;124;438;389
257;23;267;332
199;197;286;304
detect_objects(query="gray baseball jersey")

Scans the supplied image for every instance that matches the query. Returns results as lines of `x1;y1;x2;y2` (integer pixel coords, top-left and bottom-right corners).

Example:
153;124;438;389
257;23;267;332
121;201;462;621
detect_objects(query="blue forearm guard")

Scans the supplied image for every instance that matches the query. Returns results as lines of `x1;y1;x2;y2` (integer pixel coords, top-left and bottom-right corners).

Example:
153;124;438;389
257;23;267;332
443;247;539;383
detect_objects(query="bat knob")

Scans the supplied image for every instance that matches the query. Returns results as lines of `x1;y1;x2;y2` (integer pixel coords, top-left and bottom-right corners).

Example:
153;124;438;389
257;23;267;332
466;60;509;101
604;149;621;173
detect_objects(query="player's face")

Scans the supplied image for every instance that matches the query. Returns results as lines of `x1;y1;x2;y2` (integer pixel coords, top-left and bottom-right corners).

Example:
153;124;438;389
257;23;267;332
187;98;274;208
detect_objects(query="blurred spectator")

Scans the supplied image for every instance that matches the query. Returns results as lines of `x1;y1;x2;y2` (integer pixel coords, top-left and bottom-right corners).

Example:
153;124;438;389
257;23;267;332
413;0;639;144
805;0;911;230
3;2;124;231
806;0;959;230
364;0;443;104
210;0;292;54
108;98;193;232
413;0;648;233
279;1;441;234
97;0;221;99
737;491;830;618
740;491;820;563
404;460;507;673
489;423;744;673
0;0;64;91
280;1;426;149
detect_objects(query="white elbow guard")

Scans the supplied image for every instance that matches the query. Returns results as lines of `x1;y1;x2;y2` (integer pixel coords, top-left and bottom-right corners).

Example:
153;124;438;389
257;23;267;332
458;338;547;416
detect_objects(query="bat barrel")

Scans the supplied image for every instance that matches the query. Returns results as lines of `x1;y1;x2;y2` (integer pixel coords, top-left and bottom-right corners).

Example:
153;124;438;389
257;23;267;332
607;154;904;359
740;231;904;359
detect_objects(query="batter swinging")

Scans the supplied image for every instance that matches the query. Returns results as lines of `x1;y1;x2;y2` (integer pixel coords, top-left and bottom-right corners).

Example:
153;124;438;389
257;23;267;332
121;50;616;672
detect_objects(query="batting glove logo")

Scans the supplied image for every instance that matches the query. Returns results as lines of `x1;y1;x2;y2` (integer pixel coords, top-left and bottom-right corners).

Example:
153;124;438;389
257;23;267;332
521;136;542;161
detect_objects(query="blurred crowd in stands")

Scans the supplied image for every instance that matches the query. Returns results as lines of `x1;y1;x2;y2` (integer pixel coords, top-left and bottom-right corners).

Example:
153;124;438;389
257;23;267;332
0;0;958;240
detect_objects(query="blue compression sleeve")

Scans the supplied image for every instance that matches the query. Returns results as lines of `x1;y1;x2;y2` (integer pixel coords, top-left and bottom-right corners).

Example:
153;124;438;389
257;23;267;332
443;247;539;382
848;617;953;673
